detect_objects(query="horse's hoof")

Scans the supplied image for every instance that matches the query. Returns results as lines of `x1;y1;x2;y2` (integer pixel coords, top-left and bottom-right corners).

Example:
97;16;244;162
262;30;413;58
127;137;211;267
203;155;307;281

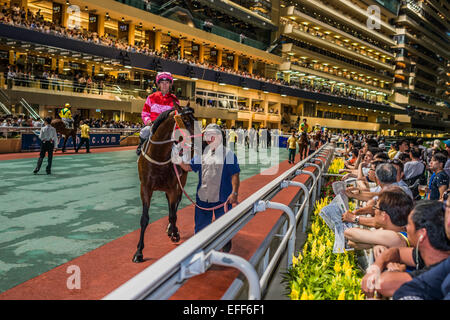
132;253;144;263
170;233;180;243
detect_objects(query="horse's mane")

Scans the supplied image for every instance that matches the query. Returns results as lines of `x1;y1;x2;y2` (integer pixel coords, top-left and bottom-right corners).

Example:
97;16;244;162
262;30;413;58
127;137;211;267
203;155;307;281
151;109;173;134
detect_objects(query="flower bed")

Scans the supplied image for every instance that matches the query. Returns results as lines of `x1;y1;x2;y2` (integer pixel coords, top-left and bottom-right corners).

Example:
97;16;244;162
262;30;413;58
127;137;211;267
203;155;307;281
283;157;365;300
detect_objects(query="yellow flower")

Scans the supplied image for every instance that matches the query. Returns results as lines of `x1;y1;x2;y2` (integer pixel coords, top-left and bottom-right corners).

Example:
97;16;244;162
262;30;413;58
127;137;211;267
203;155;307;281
292;254;298;267
326;239;333;248
308;292;315;300
345;267;352;278
334;260;341;273
290;288;300;300
297;251;303;262
318;243;326;257
342;259;351;272
337;288;346;300
300;290;309;300
357;290;365;300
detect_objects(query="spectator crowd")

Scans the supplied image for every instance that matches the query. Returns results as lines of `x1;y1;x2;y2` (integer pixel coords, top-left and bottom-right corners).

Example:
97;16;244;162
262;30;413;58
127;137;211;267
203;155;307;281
0;3;389;107
334;133;450;299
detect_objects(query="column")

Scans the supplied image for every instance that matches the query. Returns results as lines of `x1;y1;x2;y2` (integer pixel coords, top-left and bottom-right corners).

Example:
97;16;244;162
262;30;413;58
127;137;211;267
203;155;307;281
283;72;290;83
248;59;253;74
263;101;268;127
233;54;239;71
58;59;64;73
179;39;184;59
298;101;304;116
61;4;69;28
9;50;14;65
199;44;204;63
128;23;135;46
51;58;57;71
217;48;223;67
154;31;162;53
97;14;105;37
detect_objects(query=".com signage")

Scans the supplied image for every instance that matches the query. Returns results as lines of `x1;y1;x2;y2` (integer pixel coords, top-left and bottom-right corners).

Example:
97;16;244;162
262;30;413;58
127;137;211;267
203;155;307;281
21;133;121;151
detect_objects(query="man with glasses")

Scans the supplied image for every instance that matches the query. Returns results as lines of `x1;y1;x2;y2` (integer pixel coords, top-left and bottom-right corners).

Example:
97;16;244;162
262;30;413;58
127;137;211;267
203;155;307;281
344;187;413;251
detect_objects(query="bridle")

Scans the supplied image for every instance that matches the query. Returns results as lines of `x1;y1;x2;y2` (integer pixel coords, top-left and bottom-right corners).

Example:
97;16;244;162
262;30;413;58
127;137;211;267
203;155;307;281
141;107;200;165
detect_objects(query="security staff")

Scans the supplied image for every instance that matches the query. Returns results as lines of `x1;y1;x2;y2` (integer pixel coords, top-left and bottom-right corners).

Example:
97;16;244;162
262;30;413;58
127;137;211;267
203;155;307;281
33;117;58;175
59;103;73;128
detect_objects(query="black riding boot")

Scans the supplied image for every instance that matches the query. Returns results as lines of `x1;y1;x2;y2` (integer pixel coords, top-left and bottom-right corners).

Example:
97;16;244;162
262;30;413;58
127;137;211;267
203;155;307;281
33;158;43;174
136;137;146;156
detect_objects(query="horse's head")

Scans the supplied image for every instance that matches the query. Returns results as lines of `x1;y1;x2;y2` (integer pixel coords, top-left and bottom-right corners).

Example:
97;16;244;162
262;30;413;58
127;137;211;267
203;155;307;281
73;114;81;128
173;101;197;137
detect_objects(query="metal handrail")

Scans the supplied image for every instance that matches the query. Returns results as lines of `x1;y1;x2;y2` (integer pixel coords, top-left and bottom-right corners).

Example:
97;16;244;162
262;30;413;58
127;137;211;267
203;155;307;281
103;143;334;300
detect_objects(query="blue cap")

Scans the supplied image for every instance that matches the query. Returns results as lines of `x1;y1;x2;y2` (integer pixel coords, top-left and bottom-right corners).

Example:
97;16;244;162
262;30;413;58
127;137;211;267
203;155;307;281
444;140;450;147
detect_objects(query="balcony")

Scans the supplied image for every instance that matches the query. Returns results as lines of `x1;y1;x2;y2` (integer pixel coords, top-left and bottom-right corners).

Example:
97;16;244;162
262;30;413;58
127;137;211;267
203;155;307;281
283;42;393;81
335;0;397;34
0;24;401;114
286;1;394;44
287;62;391;94
280;6;395;56
282;24;394;71
395;15;450;52
114;0;272;51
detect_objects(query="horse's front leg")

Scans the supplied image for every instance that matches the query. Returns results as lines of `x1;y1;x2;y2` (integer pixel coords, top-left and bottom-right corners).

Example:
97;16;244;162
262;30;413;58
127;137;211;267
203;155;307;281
166;190;182;243
62;136;67;153
132;186;153;263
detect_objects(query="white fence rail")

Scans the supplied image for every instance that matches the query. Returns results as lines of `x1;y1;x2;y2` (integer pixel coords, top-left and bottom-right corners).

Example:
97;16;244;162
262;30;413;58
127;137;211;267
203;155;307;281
104;143;335;300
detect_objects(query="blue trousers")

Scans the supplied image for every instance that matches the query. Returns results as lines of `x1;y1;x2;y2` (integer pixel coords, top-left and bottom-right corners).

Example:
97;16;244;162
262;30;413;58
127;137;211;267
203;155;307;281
195;200;232;234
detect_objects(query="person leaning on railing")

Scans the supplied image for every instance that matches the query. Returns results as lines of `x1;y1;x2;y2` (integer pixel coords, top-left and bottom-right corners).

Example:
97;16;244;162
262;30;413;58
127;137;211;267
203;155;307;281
362;200;450;299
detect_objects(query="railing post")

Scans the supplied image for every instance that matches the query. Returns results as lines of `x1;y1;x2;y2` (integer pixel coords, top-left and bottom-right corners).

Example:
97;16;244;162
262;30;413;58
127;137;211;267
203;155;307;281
304;162;322;200
209;251;261;300
254;200;296;268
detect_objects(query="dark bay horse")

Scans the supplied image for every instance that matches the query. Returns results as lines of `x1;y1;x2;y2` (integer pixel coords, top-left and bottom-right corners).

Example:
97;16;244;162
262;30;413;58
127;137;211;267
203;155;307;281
51;114;81;153
298;132;309;160
132;103;197;263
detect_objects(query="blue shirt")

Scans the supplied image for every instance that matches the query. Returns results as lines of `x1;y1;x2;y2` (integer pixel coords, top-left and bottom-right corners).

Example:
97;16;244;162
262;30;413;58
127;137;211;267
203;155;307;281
429;171;449;200
191;146;240;204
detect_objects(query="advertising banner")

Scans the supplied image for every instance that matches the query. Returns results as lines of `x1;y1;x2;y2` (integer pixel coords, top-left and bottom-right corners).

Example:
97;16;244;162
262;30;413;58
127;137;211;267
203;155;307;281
21;133;120;151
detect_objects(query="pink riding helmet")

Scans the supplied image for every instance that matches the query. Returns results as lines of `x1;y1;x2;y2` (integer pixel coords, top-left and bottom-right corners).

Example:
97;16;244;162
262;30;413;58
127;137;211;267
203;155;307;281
156;72;173;84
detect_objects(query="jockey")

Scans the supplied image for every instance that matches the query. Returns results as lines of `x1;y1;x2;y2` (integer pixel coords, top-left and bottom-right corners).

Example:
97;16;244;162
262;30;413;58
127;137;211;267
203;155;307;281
59;103;73;128
299;118;308;133
137;72;179;156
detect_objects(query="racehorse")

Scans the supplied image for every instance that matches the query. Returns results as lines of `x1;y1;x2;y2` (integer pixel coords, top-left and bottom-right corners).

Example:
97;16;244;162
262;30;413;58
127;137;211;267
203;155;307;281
298;131;309;160
132;102;198;263
51;114;81;153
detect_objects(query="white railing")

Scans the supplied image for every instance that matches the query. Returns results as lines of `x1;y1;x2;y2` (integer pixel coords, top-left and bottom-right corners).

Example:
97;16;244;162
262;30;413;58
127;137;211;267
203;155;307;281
103;143;335;300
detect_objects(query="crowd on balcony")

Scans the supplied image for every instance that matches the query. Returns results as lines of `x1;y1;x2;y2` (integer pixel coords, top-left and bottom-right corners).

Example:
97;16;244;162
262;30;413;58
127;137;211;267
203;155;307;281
336;133;450;299
0;4;393;107
0;114;143;129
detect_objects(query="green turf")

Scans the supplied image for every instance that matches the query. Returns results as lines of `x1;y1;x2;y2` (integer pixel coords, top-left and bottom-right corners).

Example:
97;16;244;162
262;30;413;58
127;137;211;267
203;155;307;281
0;146;289;293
